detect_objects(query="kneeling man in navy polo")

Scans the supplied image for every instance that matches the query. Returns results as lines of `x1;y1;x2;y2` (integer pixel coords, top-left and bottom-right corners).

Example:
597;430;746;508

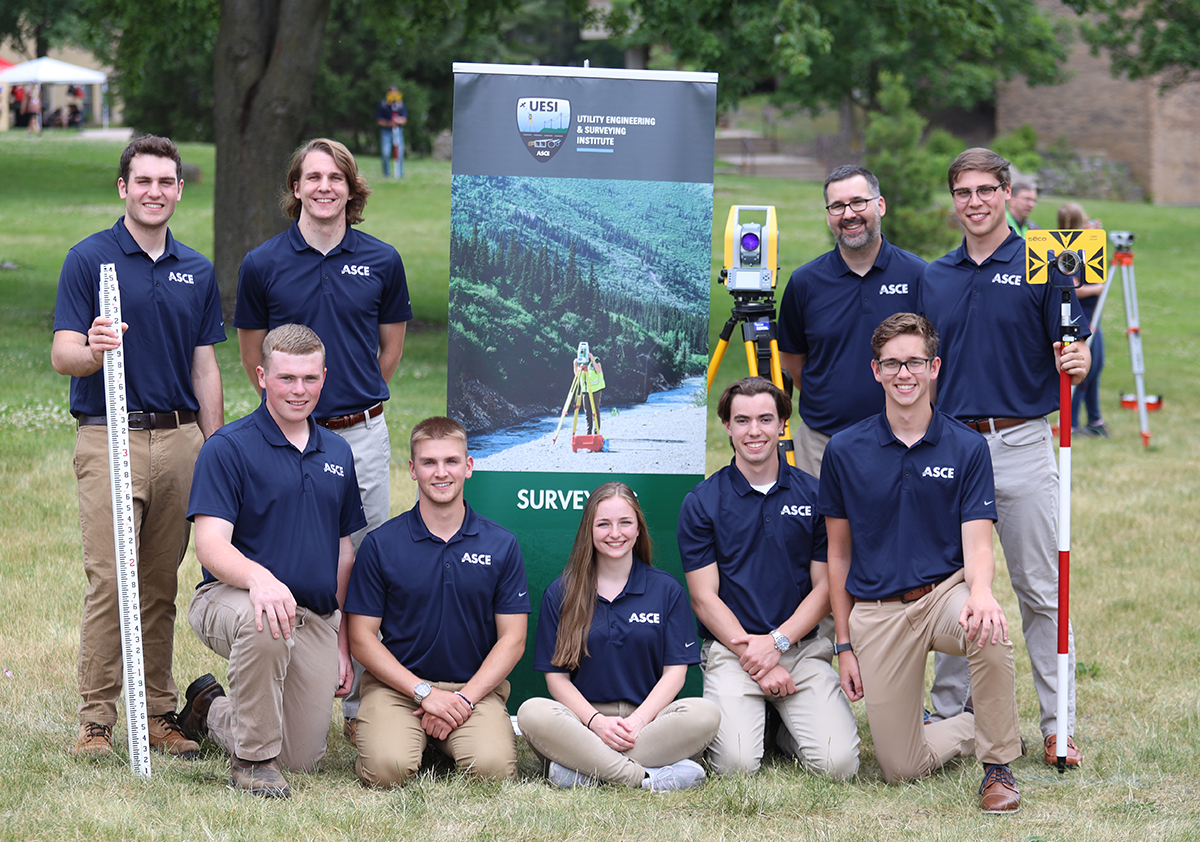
820;313;1022;813
345;416;530;787
677;377;859;778
180;324;366;797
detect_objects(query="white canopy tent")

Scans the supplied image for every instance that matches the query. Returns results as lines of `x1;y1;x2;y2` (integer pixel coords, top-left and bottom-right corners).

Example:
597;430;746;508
0;57;110;129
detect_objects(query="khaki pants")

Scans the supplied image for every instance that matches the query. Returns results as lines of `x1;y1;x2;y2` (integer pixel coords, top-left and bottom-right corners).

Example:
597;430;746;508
355;672;518;787
188;582;340;771
930;418;1076;737
850;569;1022;783
701;637;859;778
792;422;831;478
74;422;202;725
517;696;721;787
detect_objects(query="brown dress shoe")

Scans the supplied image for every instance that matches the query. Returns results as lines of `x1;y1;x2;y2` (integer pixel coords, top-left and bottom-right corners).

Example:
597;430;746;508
71;722;114;758
979;763;1021;814
231;755;291;798
149;712;200;758
343;717;357;746
177;673;225;740
1043;734;1082;767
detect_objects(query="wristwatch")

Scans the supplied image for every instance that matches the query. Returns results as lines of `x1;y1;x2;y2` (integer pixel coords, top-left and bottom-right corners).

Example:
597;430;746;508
834;642;854;655
769;629;792;652
413;681;432;705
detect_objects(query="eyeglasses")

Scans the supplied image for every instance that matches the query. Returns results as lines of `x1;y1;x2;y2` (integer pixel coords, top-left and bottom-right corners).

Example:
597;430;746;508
950;182;1008;203
876;357;933;375
825;196;879;216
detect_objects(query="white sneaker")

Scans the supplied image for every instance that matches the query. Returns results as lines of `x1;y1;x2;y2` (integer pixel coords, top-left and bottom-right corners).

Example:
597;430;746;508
548;761;599;788
641;759;706;792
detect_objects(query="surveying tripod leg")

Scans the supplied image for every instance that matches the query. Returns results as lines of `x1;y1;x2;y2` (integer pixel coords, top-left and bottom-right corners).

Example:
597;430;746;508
1121;262;1152;447
552;371;582;444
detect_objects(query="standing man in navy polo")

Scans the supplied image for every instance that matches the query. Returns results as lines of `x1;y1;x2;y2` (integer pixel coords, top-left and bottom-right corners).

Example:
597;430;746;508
181;324;366;797
777;165;924;477
346;416;529;788
234;137;411;736
821;313;1022;813
677;377;859;778
52;135;225;759
920;148;1090;766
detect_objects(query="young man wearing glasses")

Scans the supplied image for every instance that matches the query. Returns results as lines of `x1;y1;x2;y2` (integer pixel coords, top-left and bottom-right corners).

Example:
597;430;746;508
820;312;1022;813
919;148;1090;767
777;166;925;477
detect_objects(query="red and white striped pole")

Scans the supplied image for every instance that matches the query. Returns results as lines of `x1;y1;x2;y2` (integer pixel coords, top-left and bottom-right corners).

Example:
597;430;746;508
1055;285;1077;772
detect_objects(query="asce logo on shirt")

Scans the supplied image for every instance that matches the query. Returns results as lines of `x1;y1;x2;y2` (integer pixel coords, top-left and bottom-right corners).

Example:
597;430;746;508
879;283;908;295
341;264;372;277
991;273;1022;286
780;504;812;516
628;612;660;624
323;462;345;477
922;466;955;479
461;552;492;566
168;271;195;284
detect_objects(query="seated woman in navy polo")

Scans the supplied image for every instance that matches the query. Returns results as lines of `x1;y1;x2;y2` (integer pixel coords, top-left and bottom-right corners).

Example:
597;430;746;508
517;482;720;791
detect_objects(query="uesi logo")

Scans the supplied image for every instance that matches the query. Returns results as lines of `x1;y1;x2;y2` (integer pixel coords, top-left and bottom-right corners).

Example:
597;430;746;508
517;97;571;162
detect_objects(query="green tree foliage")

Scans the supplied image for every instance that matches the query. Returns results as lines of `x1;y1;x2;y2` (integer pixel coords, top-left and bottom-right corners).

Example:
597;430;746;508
0;0;84;59
609;0;1071;116
991;125;1043;177
864;74;959;260
1065;0;1200;91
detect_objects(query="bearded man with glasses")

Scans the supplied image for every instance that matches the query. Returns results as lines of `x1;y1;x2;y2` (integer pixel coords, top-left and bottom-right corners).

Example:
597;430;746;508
918;148;1091;768
778;166;924;478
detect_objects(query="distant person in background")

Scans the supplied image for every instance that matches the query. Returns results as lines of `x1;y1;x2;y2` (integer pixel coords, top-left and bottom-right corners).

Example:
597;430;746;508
1058;202;1108;438
519;482;720;791
23;84;41;135
1006;179;1038;238
377;86;408;179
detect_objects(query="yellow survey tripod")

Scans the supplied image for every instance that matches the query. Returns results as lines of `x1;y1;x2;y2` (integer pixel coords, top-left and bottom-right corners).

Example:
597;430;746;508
706;205;795;466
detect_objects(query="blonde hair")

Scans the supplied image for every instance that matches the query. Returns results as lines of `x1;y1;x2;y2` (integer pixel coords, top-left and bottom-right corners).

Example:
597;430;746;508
1057;202;1088;230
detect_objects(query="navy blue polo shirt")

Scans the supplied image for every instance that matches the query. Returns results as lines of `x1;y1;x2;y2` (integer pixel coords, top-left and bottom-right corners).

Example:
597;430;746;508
187;402;366;614
345;502;530;683
818;408;997;600
777;235;924;435
533;561;699;706
234;223;412;417
54;218;226;417
677;456;827;640
919;229;1088;420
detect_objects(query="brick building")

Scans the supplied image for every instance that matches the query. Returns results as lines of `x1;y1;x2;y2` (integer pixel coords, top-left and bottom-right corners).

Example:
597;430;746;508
997;0;1200;205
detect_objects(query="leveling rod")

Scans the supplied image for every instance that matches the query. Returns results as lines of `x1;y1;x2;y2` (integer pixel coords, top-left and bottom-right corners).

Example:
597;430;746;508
100;264;152;779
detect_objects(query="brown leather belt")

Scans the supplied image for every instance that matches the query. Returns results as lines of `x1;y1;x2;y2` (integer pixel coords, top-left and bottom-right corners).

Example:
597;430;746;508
316;403;383;431
962;417;1034;433
77;410;197;429
881;583;935;603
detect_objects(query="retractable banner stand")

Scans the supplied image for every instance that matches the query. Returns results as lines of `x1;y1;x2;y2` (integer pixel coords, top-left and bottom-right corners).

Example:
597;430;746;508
449;63;717;703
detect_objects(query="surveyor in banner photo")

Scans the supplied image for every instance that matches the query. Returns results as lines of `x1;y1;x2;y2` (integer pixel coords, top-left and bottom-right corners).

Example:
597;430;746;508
820;312;1022;814
180;324;365;798
518;481;721;792
920;147;1090;766
234;137;412;740
777;165;924;478
677;377;860;779
345;416;529;788
572;345;605;436
51;134;226;760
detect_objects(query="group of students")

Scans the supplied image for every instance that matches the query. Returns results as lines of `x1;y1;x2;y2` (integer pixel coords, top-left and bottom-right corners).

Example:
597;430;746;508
52;134;1088;814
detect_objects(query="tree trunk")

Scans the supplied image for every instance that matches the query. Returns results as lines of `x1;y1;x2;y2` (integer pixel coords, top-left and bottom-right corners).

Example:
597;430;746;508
212;0;333;321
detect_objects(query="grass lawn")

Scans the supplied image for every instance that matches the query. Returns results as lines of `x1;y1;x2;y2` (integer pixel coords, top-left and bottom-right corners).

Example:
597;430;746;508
1;132;1199;840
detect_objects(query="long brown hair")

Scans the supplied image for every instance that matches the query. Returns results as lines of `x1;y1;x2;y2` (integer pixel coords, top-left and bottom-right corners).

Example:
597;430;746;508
550;482;652;670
